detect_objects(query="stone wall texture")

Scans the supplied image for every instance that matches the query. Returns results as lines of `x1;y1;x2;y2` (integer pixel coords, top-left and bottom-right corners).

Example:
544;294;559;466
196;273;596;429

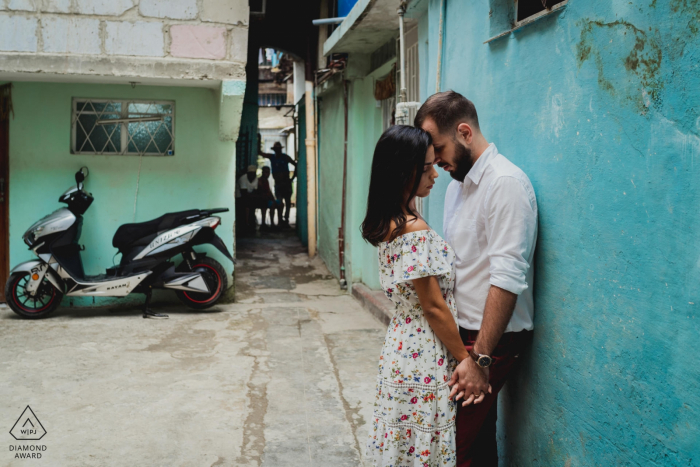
0;0;249;82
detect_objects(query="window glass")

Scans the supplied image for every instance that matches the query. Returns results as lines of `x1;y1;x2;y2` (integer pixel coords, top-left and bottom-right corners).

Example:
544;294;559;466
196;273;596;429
72;99;174;156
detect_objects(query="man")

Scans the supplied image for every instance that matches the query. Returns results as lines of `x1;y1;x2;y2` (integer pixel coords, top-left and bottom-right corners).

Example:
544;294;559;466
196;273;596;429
258;141;297;227
415;91;538;466
235;165;259;232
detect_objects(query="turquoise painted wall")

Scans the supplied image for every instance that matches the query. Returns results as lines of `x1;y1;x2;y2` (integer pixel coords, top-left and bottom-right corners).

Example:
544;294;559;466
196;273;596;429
8;81;237;307
419;0;700;464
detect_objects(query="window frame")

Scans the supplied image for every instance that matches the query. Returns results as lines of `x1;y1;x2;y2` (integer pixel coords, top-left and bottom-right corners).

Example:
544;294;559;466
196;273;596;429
484;0;568;44
71;98;176;157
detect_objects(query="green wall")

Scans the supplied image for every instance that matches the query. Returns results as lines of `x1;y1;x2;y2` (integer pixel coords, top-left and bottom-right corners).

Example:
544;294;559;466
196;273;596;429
317;58;394;290
346;63;393;290
8;81;237;307
317;80;345;279
296;101;308;246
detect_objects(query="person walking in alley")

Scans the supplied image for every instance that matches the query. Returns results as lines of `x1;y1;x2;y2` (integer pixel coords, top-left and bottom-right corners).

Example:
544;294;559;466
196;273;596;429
258;141;297;227
416;91;538;466
257;166;282;229
235;164;260;232
362;125;471;466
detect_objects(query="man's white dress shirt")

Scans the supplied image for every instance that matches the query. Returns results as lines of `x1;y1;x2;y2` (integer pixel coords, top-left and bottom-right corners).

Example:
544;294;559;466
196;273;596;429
235;174;258;198
443;143;538;333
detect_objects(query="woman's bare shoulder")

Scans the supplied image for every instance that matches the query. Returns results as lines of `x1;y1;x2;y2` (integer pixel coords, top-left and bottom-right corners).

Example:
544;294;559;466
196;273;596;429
403;217;429;233
383;217;430;242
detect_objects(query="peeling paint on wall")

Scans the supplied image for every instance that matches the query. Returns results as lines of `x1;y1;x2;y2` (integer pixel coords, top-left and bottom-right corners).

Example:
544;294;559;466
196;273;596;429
577;19;663;113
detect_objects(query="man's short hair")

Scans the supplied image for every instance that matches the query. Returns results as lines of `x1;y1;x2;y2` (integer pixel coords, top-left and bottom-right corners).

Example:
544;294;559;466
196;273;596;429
414;90;480;135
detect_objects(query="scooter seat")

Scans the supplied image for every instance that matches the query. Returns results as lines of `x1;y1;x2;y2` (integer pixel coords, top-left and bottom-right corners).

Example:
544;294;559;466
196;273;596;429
113;210;201;250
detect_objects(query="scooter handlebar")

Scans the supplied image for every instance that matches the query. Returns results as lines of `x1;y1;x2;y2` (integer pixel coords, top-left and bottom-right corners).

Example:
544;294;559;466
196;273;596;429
202;208;229;216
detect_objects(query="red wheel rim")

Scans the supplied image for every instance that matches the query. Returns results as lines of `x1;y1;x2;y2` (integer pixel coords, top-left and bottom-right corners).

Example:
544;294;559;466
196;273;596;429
183;264;222;304
12;274;57;313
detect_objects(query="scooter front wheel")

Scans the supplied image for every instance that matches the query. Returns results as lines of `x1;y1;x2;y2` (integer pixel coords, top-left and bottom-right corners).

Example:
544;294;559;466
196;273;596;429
4;271;63;319
175;257;228;310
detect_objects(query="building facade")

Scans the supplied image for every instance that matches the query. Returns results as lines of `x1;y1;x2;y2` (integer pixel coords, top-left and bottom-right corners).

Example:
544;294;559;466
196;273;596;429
0;0;250;305
314;0;699;464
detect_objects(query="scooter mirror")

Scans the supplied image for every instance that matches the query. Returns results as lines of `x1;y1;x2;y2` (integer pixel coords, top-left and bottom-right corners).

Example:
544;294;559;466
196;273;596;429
75;169;84;185
75;166;88;190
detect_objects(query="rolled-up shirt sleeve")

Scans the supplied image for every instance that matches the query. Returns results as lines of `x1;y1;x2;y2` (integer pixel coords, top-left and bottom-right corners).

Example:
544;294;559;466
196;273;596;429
484;176;537;295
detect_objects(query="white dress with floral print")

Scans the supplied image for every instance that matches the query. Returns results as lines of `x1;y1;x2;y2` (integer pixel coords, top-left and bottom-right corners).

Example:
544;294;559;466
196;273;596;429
367;229;458;467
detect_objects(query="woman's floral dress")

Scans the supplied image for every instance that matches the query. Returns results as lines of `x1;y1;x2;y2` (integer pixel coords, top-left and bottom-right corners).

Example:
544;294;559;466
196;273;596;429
367;229;458;467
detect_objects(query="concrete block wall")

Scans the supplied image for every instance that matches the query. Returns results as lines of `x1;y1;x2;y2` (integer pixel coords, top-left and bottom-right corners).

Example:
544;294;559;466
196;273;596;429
0;0;249;83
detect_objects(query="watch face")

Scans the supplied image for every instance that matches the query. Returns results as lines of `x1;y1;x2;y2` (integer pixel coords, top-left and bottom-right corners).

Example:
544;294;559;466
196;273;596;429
478;356;492;368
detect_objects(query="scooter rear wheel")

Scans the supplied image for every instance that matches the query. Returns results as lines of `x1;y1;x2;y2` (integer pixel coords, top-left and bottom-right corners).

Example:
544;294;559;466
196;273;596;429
175;257;228;310
4;271;63;319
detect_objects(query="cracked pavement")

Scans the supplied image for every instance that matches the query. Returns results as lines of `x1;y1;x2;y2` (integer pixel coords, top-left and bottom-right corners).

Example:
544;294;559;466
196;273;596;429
0;232;385;466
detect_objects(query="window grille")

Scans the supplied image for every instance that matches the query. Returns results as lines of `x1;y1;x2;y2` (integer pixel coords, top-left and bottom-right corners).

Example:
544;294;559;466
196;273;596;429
258;93;287;107
71;99;175;156
396;25;420;124
370;38;396;73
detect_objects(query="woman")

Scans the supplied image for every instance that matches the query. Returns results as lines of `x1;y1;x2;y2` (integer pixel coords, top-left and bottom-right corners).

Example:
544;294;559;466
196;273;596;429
362;126;473;466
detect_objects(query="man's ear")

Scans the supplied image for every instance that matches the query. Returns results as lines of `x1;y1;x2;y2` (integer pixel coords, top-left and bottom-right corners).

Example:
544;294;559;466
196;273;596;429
456;123;474;144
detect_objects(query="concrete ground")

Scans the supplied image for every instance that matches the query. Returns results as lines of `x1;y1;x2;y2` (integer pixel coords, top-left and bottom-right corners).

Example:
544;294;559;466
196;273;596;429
0;231;386;466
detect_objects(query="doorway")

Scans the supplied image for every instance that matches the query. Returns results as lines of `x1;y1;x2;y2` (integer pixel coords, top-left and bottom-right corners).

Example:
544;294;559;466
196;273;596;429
0;83;11;302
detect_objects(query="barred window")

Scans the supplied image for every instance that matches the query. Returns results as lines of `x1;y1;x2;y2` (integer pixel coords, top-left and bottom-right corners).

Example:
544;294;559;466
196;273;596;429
71;99;175;156
258;93;287;107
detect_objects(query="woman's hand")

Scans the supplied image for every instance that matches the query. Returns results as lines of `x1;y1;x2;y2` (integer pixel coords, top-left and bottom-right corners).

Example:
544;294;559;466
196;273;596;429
448;358;492;406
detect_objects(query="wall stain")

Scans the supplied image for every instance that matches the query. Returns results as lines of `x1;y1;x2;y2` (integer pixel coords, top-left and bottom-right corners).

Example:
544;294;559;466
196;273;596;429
669;0;700;34
576;19;663;113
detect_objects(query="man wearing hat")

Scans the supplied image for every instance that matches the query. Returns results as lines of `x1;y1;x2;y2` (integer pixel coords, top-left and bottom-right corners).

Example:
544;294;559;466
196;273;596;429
235;164;260;232
259;141;297;227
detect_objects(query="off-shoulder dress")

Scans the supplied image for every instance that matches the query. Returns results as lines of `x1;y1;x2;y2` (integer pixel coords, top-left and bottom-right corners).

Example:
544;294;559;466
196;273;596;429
366;229;459;467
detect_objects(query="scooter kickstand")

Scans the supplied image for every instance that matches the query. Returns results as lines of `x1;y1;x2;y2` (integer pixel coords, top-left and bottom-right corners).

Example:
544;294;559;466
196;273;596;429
142;289;168;319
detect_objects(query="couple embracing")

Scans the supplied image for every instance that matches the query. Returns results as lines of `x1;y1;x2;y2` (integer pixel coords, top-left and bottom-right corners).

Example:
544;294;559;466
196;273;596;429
363;91;538;467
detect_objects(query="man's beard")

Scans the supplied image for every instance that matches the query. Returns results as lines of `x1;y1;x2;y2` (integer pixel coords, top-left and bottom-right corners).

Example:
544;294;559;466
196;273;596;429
450;142;474;182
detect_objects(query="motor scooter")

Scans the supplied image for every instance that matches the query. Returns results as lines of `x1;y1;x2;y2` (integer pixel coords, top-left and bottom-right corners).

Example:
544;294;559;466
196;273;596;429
4;167;234;319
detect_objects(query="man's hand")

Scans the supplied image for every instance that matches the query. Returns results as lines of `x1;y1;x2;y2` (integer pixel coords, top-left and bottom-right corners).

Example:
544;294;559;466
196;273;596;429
448;357;491;406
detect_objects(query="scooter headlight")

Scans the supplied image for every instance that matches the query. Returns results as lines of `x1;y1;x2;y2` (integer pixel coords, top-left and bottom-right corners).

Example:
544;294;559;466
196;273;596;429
23;231;35;247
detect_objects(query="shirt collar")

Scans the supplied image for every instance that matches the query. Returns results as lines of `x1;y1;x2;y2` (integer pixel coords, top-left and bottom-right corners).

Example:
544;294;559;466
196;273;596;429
466;143;497;186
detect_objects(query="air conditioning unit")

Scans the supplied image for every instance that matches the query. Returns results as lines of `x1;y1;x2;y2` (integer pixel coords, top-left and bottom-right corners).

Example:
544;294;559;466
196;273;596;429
250;0;266;16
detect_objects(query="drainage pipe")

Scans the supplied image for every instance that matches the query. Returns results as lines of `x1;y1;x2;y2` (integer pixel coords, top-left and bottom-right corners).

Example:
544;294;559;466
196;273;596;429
398;1;407;105
338;79;349;290
304;80;317;258
312;17;346;25
436;0;445;93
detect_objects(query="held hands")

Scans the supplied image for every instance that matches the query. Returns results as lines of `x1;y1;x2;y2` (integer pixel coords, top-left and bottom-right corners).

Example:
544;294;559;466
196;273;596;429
448;357;492;407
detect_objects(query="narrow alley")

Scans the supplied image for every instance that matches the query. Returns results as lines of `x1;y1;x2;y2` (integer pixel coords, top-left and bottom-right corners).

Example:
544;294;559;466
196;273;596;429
0;232;386;466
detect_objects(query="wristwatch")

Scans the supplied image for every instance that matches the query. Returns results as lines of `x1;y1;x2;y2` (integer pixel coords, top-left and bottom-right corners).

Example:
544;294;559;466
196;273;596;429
469;348;493;368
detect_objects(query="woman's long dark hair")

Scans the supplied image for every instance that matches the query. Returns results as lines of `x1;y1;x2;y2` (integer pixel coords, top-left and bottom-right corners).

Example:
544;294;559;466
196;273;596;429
361;125;432;246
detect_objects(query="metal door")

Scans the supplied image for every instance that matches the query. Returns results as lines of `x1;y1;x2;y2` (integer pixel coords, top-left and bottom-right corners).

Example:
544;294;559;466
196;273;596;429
0;84;11;302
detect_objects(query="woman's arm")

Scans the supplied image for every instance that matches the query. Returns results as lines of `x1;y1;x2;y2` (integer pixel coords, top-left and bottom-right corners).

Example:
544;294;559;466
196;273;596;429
412;276;469;363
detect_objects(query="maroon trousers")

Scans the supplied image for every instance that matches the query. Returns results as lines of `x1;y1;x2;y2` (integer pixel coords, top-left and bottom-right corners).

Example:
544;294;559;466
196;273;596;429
455;328;533;467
